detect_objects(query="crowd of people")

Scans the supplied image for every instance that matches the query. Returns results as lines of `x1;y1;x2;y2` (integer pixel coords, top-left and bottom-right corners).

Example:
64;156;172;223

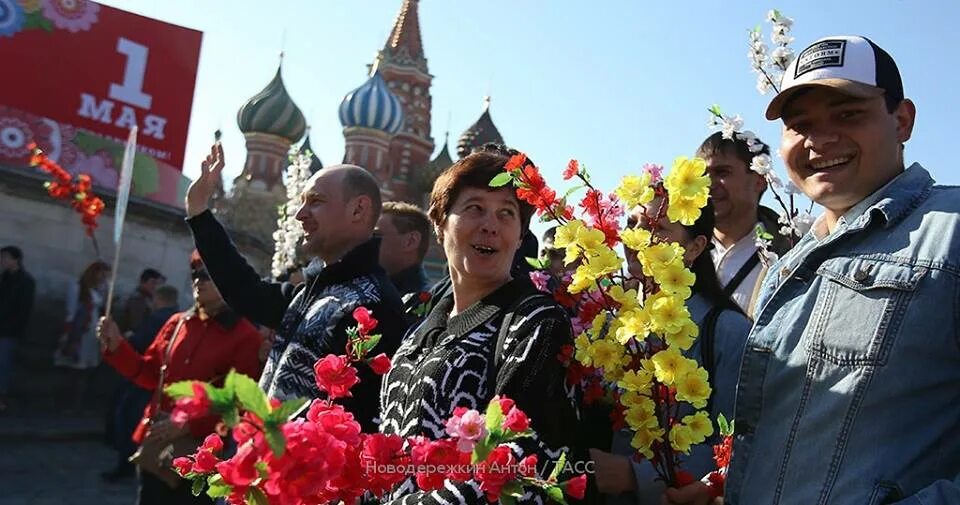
0;33;957;504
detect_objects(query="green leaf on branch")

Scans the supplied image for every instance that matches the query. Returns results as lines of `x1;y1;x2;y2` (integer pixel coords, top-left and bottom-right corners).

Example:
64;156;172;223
248;487;270;505
489;172;513;188
501;481;524;498
221;406;239;428
525;256;546;269
203;384;235;410
165;380;200;399
546;485;568;504
549;451;568;481
271;397;309;422
717;414;730;436
485;399;505;434
206;481;232;499
563;184;586;199
227;370;269;420
191;478;205;497
708;104;723;117
265;426;287;457
357;333;383;358
500;495;518;505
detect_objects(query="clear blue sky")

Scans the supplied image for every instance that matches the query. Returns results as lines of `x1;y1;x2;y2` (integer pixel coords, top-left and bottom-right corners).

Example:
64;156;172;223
100;0;960;220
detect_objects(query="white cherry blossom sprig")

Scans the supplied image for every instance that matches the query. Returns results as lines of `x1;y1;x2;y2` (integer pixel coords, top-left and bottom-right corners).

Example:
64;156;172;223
271;149;312;279
749;9;795;95
707;105;808;252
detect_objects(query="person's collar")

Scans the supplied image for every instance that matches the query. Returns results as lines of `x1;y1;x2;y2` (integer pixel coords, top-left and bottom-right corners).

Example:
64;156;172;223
390;263;427;288
305;236;385;286
712;223;761;255
445;277;537;336
184;305;242;329
815;163;930;239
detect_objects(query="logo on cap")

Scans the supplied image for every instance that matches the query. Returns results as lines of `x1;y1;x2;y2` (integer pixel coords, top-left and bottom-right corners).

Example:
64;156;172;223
795;40;846;78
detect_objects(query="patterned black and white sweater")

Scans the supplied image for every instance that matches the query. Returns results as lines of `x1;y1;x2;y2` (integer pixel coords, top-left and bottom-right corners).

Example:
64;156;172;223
379;277;589;504
188;210;407;431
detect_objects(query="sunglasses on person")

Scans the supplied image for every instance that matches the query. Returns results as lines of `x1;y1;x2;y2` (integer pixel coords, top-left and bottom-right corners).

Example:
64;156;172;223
191;269;211;282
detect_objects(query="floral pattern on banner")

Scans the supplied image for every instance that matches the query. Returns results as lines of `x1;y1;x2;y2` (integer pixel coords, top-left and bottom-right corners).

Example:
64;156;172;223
0;0;25;37
0;111;33;160
40;0;98;33
18;0;40;13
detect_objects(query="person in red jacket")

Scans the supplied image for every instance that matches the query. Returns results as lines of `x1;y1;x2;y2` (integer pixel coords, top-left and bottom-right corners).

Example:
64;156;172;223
98;251;263;505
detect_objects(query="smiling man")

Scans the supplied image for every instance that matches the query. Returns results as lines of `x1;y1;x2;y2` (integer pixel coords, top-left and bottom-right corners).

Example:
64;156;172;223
184;150;406;431
667;36;960;505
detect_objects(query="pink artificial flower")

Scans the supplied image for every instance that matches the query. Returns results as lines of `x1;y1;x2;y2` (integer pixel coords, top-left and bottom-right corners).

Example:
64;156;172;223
643;163;664;183
563;160;579;180
200;433;224;453
216;443;260;487
445;408;487;453
172;456;193;476
529;271;550;292
352;306;378;336
192;449;220;473
565;473;588;500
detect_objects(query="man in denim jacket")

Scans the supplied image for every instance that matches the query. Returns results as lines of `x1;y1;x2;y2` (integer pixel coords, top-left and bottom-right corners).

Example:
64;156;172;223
667;36;960;505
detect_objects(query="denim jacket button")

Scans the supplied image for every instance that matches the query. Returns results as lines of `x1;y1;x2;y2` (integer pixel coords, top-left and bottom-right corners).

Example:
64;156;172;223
779;267;791;279
853;268;870;282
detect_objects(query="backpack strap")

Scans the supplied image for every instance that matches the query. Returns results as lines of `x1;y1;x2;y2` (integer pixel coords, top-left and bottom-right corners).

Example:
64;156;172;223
722;251;761;298
699;306;724;415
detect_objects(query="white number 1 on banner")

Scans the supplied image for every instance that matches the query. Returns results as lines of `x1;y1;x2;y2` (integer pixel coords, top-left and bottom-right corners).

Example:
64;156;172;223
109;38;153;110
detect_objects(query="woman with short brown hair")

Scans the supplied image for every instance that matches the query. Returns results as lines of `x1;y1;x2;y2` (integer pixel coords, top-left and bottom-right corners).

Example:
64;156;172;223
378;150;591;504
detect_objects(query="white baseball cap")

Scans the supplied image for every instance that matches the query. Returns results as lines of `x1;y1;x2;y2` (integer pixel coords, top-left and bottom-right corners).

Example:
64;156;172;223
766;35;904;120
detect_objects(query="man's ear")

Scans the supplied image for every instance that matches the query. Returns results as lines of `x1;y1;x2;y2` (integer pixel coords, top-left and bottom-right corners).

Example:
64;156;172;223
350;195;370;224
403;230;422;253
683;235;709;265
895;98;917;144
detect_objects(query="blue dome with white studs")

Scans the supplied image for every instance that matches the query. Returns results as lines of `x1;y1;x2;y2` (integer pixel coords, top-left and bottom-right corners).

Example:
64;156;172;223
338;72;405;135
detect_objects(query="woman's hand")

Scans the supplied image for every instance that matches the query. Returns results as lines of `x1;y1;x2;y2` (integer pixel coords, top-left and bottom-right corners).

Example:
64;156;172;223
185;142;224;217
661;482;721;505
96;316;122;353
589;448;637;494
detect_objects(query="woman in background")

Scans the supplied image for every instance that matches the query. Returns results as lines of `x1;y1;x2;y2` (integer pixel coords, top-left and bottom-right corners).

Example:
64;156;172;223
54;260;110;409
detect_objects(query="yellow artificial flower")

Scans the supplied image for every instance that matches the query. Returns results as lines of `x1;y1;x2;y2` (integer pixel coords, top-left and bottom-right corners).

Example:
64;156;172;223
640;242;684;276
589;338;624;372
669;424;695;454
648;291;690;335
664;156;710;200
649;347;694;385
602;364;627;383
615;173;655;209
574;332;592;366
682;411;715;443
620;227;652;254
607;285;640;313
577;226;608;255
620;390;648;408
663;317;699;351
655;259;695;300
569;264;596;294
554;220;587;265
614;307;651;344
667;194;705;226
625;406;659;432
618;369;654;392
675;367;712;409
631;427;665;459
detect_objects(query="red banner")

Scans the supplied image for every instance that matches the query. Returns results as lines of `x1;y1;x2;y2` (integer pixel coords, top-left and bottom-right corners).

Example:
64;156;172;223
0;0;201;170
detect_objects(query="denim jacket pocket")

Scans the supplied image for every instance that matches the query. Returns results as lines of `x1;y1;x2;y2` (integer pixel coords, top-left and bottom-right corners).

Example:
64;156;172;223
867;480;904;505
806;259;926;366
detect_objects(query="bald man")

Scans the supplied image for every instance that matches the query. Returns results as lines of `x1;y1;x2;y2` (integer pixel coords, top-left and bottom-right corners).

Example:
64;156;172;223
184;144;406;431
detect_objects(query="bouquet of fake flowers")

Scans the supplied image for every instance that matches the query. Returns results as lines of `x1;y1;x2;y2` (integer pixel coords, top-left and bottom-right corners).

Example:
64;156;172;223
28;142;106;240
164;307;587;504
492;153;716;487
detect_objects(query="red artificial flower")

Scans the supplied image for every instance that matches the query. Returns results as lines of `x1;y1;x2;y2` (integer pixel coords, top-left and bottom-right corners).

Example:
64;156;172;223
519;455;538;478
565;473;588;500
583;380;606;405
503;407;530;433
172;457;193;476
675;470;696;487
361;433;409;495
475;446;518;502
306;401;362;447
706;471;726;498
410;438;460;491
713;434;733;469
352;306;378;336
193;449;220;473
497;396;515;415
200;433;224;453
216;442;260;487
170;382;211;425
504;153;528;171
368;353;392;375
314;354;360;401
418;291;431;303
564;160;579;180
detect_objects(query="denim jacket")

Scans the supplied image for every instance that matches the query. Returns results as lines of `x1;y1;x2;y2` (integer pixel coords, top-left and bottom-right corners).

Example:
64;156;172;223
726;164;960;505
608;293;752;505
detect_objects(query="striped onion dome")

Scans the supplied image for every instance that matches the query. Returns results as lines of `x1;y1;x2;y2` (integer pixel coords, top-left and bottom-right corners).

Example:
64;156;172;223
237;66;307;143
338;71;404;135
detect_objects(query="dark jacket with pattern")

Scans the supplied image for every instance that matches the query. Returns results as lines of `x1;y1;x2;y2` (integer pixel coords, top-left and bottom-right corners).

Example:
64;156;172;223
187;210;407;431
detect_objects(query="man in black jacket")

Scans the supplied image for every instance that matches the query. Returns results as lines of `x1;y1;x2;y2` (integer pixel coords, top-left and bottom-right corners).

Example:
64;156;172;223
0;246;35;412
184;143;406;431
